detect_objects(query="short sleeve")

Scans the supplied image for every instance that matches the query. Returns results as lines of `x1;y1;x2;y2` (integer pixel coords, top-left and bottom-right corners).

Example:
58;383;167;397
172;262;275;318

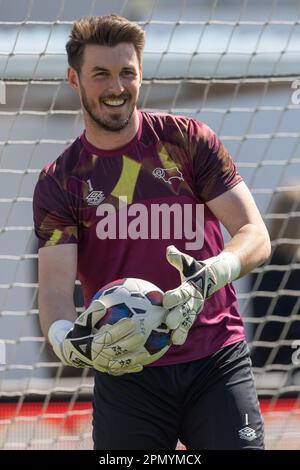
189;120;243;202
33;170;78;249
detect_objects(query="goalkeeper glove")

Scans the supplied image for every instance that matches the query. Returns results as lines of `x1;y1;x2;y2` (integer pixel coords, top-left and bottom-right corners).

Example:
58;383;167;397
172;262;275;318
48;299;147;375
163;245;241;345
79;298;171;373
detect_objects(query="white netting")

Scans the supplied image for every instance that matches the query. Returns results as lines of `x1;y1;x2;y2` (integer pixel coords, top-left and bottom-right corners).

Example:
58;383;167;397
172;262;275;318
0;0;300;450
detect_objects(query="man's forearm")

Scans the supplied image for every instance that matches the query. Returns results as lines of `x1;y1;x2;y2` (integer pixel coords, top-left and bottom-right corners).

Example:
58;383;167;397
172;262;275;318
38;290;77;340
223;223;271;278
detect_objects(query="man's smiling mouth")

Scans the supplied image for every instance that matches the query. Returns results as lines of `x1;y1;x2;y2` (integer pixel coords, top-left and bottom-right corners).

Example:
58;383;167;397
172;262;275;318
102;98;127;107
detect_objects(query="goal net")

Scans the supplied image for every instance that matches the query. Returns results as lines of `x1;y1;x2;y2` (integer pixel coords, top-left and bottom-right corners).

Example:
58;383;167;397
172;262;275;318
0;0;300;450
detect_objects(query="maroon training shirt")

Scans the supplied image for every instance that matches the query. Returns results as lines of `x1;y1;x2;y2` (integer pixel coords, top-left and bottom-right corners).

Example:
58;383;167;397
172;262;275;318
33;111;245;366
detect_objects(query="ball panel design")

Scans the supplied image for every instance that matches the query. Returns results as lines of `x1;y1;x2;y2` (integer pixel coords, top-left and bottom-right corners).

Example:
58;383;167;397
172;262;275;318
94;279;125;299
144;330;170;354
102;303;134;324
145;291;164;306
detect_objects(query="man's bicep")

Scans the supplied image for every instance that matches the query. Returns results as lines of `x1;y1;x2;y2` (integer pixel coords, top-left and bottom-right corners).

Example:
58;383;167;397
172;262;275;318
38;244;77;296
206;181;267;237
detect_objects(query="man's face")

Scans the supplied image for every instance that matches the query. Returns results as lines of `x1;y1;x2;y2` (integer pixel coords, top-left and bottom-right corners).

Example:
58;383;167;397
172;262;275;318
69;43;142;132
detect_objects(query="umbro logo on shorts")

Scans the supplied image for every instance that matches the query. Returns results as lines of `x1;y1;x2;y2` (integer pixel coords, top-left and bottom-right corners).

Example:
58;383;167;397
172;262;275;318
238;426;257;442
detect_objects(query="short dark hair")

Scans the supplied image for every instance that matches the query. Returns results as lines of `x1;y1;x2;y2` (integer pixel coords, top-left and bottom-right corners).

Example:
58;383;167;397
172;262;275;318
66;14;145;73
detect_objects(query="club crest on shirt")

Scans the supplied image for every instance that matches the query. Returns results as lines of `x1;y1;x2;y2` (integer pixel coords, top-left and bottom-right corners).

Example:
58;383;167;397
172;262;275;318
152;167;184;185
86;190;105;206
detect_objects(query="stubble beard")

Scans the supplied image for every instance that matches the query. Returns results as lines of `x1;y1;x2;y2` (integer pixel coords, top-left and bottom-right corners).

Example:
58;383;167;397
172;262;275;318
80;83;135;133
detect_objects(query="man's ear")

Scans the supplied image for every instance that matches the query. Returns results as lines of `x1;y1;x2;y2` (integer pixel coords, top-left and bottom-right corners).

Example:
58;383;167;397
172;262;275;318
68;67;80;92
139;63;143;86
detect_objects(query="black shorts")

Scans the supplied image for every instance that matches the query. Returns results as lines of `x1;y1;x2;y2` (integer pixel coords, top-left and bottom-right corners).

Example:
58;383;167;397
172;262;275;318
92;340;264;450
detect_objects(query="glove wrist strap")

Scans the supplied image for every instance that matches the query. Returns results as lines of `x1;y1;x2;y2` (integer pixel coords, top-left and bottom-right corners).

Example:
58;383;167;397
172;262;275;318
48;320;73;363
219;251;241;282
203;252;241;290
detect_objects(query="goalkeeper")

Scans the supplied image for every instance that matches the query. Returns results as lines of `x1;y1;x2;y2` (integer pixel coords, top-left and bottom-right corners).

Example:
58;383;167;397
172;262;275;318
33;14;271;450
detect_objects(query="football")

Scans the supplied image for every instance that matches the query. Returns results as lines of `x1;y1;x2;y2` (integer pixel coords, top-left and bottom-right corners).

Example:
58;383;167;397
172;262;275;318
91;278;171;356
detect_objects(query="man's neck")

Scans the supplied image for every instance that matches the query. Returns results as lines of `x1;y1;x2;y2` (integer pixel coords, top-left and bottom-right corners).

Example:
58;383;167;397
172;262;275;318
84;109;140;151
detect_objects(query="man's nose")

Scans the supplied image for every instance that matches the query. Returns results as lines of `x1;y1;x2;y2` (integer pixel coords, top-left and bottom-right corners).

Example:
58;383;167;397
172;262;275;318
108;76;125;95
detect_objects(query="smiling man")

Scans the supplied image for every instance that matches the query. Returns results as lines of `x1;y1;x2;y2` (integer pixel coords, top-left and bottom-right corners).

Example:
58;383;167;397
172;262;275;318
67;17;142;144
33;15;270;450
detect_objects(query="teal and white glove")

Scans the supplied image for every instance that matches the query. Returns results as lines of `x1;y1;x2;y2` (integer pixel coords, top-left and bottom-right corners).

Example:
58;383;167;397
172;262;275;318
48;299;147;375
163;245;241;345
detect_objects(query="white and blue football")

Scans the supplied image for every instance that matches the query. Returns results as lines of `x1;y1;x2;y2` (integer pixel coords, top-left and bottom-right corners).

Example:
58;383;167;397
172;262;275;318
92;278;171;356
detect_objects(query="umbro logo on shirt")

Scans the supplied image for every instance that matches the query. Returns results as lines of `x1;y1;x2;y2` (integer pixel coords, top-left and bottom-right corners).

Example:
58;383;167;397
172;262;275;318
85;179;105;206
86;190;105;206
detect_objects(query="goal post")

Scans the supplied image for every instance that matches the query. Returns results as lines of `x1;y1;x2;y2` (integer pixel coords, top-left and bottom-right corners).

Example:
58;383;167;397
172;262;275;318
0;0;300;450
